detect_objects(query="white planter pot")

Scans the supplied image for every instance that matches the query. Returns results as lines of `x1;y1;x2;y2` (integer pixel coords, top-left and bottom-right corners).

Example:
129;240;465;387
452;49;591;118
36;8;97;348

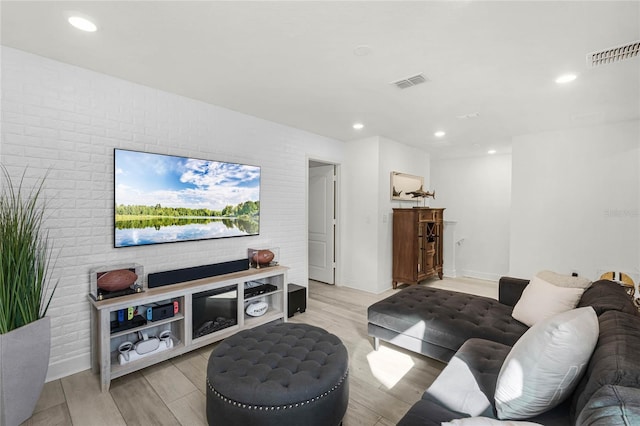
0;317;51;426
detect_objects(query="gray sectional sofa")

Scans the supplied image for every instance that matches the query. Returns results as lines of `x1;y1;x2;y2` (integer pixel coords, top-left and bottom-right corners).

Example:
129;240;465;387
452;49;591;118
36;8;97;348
367;278;640;425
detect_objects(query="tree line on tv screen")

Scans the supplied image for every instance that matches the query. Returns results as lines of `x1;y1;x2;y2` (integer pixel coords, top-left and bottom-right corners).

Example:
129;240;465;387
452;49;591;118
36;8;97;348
116;201;260;220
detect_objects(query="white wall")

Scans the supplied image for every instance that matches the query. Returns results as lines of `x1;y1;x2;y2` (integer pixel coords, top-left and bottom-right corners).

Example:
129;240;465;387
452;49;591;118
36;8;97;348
378;137;430;293
340;137;380;291
430;154;512;280
340;136;430;293
0;47;345;380
510;121;640;281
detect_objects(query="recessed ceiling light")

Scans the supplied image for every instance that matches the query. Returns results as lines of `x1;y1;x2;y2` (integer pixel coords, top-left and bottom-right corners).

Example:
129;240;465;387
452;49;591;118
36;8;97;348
434;131;446;138
353;123;364;130
555;73;577;84
488;149;497;155
68;16;97;32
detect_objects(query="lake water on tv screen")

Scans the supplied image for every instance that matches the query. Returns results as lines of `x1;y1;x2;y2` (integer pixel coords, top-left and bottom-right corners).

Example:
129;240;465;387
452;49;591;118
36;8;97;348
115;218;259;247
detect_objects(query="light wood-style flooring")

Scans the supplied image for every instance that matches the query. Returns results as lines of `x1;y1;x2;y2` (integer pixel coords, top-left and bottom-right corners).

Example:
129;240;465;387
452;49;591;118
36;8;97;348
22;277;496;426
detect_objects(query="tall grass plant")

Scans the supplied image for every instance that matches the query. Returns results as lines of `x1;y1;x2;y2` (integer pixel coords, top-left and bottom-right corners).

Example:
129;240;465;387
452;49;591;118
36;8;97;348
0;166;57;334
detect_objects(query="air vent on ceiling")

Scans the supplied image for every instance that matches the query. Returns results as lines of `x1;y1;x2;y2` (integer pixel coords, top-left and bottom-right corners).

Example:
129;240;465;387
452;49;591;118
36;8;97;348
587;41;640;67
456;112;480;120
391;73;428;89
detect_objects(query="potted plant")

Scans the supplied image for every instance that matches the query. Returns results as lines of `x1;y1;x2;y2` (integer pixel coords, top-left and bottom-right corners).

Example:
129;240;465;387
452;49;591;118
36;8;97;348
0;166;57;426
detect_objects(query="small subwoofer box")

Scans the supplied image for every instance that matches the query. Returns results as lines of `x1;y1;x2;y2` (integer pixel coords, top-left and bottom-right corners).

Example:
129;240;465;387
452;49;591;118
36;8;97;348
287;284;306;318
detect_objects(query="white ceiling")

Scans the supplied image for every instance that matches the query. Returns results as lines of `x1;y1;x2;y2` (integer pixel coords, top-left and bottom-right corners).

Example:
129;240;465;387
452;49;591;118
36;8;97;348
2;1;639;158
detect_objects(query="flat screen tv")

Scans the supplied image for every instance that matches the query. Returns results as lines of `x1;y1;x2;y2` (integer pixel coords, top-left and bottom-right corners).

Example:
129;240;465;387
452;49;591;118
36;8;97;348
114;149;260;248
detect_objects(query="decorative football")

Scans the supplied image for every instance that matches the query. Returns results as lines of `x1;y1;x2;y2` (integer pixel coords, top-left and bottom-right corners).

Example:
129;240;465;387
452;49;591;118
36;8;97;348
246;301;268;317
97;269;138;292
252;250;275;265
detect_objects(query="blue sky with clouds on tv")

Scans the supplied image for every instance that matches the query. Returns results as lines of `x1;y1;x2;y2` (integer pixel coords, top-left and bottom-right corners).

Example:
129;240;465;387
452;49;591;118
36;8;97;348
115;150;260;211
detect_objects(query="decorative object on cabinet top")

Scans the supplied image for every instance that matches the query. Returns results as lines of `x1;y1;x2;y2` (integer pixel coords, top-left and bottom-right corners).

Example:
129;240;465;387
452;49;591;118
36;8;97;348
90;263;144;301
391;171;435;207
406;185;435;199
248;248;279;268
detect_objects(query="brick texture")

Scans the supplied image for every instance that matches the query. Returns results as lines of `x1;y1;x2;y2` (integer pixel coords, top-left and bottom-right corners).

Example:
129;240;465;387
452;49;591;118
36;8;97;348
1;47;344;380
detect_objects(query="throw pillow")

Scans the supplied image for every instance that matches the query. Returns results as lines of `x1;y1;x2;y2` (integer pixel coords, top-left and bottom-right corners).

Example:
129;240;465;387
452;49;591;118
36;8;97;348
442;418;542;426
512;275;584;326
536;270;592;289
495;307;599;420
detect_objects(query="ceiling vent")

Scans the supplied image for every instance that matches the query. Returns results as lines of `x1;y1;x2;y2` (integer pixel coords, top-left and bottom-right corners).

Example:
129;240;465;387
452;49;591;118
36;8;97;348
391;73;428;89
587;41;640;67
456;112;480;120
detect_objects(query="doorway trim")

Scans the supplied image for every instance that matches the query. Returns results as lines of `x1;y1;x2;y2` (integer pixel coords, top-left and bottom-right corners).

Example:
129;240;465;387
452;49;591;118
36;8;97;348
307;156;341;286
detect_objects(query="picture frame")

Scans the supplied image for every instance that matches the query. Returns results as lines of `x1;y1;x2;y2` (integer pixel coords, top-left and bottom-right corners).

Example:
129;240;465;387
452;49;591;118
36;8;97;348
391;172;424;201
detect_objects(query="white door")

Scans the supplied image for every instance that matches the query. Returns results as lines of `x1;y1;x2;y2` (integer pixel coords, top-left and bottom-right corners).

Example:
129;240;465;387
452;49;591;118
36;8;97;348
309;164;335;284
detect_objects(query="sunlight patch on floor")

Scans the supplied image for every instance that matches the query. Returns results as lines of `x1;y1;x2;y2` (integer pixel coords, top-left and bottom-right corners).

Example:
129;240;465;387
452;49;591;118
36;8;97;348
366;345;415;389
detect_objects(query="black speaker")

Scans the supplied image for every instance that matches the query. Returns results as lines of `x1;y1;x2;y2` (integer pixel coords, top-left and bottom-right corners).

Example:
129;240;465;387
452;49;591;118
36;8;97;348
148;259;248;288
287;284;307;318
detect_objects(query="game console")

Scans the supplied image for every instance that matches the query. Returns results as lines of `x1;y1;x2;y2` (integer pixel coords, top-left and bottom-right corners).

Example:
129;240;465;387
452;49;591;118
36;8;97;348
145;301;177;322
118;330;173;365
110;314;146;333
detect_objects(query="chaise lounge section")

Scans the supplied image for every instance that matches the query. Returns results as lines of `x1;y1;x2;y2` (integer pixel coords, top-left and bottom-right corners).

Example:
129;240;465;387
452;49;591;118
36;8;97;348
368;277;640;425
367;277;530;363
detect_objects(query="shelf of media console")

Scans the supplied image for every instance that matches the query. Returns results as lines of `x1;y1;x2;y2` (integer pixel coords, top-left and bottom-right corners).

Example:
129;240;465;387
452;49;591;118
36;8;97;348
110;338;185;378
89;265;289;391
244;288;282;303
109;313;185;339
244;307;284;328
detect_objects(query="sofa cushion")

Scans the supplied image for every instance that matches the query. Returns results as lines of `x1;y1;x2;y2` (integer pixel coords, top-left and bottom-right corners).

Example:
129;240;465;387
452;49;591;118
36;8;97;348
576;385;640;425
536;270;592;289
443;418;543;426
571;310;640;421
577;280;640;317
498;277;530;307
396;397;469;426
367;286;528;354
496;307;599;420
512;275;584;326
425;338;511;418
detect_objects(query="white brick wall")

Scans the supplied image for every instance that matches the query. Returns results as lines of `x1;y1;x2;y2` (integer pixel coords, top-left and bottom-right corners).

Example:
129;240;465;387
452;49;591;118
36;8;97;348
1;47;345;380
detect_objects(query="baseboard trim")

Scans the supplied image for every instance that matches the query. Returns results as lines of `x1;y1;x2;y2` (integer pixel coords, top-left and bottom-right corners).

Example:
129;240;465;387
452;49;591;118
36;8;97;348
46;354;91;382
461;269;502;282
443;268;457;278
338;278;383;294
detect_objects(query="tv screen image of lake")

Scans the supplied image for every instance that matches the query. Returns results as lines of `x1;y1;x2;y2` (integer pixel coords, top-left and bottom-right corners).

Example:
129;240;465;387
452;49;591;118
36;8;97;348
115;215;259;247
114;149;260;247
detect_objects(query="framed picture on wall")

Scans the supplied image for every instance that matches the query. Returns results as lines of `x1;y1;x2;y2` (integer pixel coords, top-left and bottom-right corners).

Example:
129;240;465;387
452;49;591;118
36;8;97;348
391;171;424;201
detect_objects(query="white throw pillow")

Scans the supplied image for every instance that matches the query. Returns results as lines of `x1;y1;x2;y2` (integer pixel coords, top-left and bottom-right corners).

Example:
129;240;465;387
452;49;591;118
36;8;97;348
495;307;599;420
442;418;542;426
536;270;592;289
512;275;584;326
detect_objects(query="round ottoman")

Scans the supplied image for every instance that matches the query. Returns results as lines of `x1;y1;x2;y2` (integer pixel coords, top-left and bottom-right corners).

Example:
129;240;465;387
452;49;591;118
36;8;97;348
206;322;349;426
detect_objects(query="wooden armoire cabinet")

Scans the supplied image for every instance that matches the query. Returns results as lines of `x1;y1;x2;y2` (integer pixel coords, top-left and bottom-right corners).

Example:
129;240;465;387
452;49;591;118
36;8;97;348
392;208;445;289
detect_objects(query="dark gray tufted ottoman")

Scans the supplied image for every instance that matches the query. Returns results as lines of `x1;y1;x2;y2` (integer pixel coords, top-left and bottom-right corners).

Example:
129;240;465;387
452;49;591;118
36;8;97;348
206;322;349;426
